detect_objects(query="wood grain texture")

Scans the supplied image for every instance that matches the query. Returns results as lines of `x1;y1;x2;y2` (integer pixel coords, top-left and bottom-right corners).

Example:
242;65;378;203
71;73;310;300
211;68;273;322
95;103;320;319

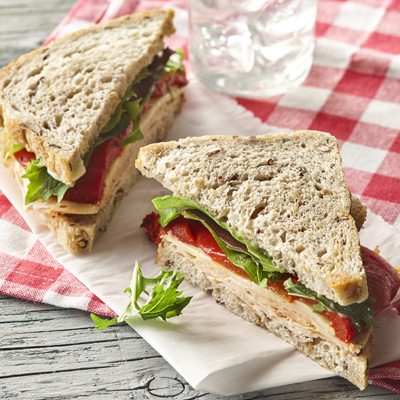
1;293;396;399
0;1;397;398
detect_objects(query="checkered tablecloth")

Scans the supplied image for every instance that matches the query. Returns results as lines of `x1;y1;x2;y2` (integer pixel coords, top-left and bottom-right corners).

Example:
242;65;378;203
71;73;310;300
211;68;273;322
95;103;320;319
1;0;400;393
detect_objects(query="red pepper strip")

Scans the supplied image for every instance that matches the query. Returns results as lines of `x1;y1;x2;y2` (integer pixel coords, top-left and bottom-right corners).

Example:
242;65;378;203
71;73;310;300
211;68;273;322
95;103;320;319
13;148;35;167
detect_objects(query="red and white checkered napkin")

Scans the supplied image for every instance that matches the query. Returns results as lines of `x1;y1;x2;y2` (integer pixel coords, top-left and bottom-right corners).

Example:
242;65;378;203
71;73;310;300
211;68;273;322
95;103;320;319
0;192;116;317
2;0;400;392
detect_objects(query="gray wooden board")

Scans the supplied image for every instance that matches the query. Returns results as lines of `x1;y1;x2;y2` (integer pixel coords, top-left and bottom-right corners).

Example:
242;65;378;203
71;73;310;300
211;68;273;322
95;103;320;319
1;294;397;399
0;1;398;398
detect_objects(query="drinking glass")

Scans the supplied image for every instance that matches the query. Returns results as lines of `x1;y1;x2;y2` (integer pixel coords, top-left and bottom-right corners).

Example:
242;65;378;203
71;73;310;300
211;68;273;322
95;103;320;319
188;0;318;98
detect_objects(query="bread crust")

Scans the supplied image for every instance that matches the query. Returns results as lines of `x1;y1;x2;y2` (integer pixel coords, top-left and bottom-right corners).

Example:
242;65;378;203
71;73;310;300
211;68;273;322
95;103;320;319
136;131;367;306
156;236;372;390
0;9;175;185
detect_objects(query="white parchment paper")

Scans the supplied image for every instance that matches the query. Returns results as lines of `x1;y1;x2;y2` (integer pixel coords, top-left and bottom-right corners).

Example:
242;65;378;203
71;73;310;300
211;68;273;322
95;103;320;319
1;77;400;395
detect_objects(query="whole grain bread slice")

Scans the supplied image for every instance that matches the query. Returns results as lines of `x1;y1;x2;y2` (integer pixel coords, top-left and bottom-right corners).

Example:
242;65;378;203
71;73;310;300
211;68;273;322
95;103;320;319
0;9;175;185
136;131;368;306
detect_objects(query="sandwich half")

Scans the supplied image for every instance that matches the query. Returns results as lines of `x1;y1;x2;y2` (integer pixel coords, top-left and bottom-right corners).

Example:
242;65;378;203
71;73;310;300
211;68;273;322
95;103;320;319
0;10;187;254
136;131;400;389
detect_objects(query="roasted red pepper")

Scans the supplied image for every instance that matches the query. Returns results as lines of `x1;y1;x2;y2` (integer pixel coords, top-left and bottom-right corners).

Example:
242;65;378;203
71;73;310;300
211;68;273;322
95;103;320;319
13;147;35;167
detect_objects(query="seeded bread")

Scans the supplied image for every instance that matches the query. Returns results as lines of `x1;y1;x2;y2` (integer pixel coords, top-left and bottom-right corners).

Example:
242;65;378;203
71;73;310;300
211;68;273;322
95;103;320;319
156;236;372;390
136;131;367;306
7;87;184;254
0;10;175;185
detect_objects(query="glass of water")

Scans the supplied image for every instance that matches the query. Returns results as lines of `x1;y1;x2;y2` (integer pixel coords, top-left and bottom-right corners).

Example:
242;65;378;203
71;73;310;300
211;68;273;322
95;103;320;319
188;0;318;98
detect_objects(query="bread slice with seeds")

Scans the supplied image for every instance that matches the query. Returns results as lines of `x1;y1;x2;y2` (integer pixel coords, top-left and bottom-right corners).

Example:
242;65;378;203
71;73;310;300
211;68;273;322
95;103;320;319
136;131;367;306
0;9;175;185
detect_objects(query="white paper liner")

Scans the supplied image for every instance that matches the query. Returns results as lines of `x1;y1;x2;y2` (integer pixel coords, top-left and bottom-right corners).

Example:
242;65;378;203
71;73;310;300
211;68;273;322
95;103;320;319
1;77;400;395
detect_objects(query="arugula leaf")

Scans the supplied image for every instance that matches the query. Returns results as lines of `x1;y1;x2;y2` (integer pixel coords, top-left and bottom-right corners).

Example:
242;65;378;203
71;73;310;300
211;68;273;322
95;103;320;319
152;196;281;275
91;262;192;330
91;314;118;330
5;143;24;159
164;49;185;75
312;303;325;314
182;210;280;285
22;159;74;205
131;68;152;86
138;270;192;321
283;278;381;331
101;86;137;134
118;99;144;147
160;49;185;100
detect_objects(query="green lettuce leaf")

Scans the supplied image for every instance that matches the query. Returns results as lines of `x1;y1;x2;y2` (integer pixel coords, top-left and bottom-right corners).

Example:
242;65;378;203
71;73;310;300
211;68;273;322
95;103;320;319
164;49;185;75
312;303;325;314
152;196;285;287
283;278;380;331
161;49;185;100
22;159;74;205
182;210;279;285
117;98;143;147
91;262;192;330
5;143;24;159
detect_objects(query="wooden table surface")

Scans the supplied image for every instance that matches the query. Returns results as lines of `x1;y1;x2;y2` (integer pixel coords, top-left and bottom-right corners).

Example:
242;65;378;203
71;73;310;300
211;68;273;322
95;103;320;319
0;1;398;399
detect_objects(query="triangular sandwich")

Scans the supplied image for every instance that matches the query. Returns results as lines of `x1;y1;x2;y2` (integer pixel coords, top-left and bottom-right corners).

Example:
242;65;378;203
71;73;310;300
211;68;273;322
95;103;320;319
136;131;400;389
0;10;187;253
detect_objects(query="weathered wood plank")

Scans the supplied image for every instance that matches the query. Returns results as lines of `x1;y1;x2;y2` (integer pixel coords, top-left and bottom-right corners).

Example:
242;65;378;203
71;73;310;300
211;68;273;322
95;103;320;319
0;0;77;67
0;295;396;400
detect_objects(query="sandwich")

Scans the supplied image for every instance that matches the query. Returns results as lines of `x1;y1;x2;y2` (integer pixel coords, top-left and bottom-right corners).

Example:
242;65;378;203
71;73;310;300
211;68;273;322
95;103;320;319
0;10;187;254
136;131;400;389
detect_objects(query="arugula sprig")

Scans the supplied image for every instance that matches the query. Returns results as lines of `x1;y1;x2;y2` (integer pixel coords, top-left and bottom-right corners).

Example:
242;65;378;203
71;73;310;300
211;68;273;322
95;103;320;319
22;159;74;205
91;262;192;330
283;278;380;331
152;196;285;287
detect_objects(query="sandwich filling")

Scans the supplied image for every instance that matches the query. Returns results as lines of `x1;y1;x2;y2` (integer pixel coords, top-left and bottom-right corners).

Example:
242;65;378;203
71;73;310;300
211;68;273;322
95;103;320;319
3;49;187;213
142;196;400;346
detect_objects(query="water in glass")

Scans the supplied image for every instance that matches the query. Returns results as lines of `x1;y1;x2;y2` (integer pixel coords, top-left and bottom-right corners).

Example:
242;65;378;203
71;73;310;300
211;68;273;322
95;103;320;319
189;0;317;98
